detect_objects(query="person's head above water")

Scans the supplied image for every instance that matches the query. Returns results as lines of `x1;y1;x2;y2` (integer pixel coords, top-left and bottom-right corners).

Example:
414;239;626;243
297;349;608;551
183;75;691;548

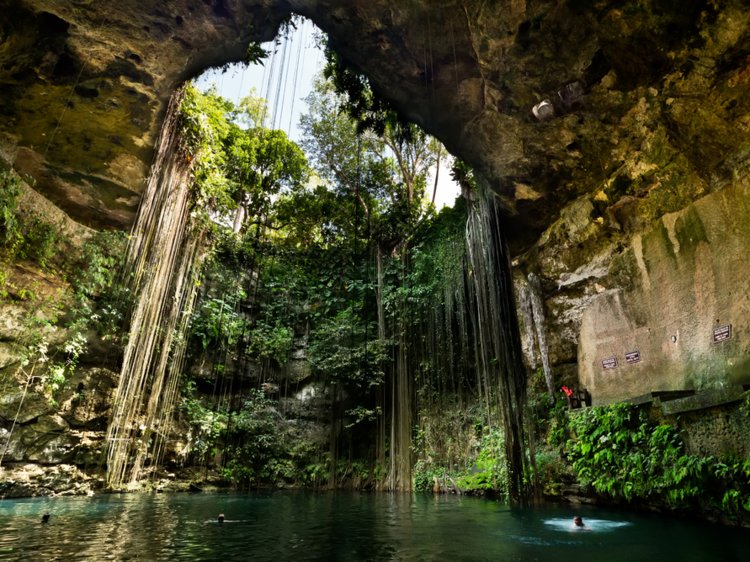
573;516;584;527
41;513;50;524
218;513;225;525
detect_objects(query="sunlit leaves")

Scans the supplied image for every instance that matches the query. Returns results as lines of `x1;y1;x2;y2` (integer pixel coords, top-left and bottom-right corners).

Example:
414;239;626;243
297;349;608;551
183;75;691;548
0;170;22;246
179;85;309;223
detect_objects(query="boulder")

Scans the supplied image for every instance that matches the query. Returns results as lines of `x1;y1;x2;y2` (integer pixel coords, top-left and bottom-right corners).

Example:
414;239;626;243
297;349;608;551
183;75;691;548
0;390;52;424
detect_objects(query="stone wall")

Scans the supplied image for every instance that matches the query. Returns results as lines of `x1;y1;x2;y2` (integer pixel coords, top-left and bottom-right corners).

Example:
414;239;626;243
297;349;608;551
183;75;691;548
0;365;118;497
670;397;750;459
629;387;750;458
577;180;750;404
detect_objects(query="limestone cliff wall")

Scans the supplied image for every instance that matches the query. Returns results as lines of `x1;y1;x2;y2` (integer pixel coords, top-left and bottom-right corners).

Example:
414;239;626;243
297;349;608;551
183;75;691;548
579;181;750;403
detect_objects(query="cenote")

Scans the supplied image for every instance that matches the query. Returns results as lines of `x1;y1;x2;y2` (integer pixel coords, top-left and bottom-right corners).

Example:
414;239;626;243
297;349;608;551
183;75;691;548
2;0;750;551
2;492;749;561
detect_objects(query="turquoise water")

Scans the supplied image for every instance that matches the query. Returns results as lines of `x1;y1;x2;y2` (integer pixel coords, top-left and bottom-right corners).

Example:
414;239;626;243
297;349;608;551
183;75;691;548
0;492;748;561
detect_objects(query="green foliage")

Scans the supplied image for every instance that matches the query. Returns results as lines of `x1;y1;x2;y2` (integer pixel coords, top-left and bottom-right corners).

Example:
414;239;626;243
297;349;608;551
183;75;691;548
393;203;467;314
182;381;228;463
308;307;387;388
245;42;267;64
45;331;87;402
412;400;509;498
525;367;570;468
412;460;447;493
247;321;293;365
179;84;235;212
534;448;571;495
412;424;509;498
0;166;129;346
323;48;412;139
179;72;458;493
221;390;285;485
302;459;329;487
300;72;436;246
0;170;22;248
0;268;8;299
180;84;309;222
62;229;131;341
456;428;508;495
191;292;249;350
300;75;374;189
0;171;64;271
20;329;88;406
19;219;58;269
332;458;379;488
72;231;127;298
182;382;329;489
344;405;381;429
450;159;476;194
565;403;750;517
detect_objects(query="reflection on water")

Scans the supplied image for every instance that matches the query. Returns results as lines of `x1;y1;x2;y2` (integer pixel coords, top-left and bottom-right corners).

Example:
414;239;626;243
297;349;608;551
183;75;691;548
0;492;748;561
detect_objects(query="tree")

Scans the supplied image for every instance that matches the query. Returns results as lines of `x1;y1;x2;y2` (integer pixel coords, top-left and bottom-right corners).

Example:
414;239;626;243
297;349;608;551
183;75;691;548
300;70;444;490
224;93;309;234
181;73;459;493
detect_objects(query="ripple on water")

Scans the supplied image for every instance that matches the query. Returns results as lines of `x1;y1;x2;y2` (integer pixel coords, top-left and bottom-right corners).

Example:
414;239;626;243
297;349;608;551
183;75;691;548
544;517;633;532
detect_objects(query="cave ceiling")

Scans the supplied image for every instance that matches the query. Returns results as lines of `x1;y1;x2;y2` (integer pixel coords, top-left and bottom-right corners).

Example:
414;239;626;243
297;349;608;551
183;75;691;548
1;0;749;250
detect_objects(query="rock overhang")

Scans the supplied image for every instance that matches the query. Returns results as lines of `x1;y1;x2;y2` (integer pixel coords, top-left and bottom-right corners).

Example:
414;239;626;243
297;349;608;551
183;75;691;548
0;0;748;254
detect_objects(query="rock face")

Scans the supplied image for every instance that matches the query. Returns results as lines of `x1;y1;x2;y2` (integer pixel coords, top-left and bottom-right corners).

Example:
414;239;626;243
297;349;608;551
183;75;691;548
0;463;99;498
0;366;118;470
579;181;750;403
1;2;749;402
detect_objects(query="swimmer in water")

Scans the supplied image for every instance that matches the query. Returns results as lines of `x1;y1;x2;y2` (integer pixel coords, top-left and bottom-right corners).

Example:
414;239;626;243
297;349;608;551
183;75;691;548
41;513;50;524
573;515;585;528
218;513;225;525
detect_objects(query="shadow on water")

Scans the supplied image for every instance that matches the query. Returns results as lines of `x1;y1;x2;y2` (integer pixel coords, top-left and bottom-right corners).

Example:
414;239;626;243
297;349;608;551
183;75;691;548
0;492;748;561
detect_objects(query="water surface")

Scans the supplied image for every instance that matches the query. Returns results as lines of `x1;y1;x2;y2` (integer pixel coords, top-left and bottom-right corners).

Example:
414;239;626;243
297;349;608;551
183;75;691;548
0;491;747;561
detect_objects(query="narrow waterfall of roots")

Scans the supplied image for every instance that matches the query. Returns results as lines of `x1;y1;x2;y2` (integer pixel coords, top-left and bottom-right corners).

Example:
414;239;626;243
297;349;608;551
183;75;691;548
105;89;205;490
465;186;531;505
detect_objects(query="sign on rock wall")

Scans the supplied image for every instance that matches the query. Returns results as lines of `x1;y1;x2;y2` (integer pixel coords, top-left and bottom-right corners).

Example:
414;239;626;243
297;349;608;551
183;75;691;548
579;183;750;405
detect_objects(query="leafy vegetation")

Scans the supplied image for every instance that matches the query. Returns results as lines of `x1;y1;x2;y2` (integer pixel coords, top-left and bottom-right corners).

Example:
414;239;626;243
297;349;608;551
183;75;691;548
564;403;750;519
191;293;249;351
182;384;327;488
323;48;412;140
247;321;294;366
0;170;22;248
173;69;458;490
308;307;387;388
456;429;507;494
412;404;509;499
0;171;62;269
0;164;130;409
